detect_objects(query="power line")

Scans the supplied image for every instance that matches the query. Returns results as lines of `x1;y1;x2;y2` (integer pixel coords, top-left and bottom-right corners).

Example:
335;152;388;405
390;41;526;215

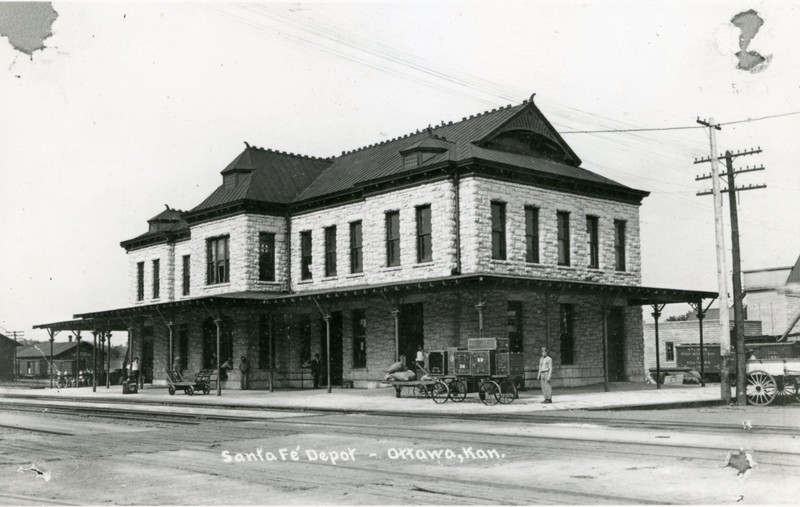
719;111;800;127
561;125;705;134
561;110;800;134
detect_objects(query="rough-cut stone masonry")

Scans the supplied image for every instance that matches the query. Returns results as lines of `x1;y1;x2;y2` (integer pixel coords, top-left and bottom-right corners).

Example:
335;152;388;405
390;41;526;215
132;288;643;390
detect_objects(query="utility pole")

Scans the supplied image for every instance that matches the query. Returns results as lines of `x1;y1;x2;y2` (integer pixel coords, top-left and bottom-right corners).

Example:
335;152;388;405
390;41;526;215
696;132;765;405
694;118;731;404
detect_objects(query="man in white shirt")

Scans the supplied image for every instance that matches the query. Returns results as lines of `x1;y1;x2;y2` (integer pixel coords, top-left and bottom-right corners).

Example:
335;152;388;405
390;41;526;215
131;356;140;388
537;347;553;404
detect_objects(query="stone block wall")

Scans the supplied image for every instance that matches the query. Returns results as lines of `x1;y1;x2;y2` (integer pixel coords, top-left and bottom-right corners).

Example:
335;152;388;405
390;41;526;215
459;176;642;285
127;243;174;305
290;179;457;292
131;287;645;390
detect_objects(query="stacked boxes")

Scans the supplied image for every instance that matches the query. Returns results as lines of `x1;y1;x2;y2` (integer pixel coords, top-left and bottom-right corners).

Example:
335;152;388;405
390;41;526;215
495;352;524;377
428;339;522;377
468;337;509;351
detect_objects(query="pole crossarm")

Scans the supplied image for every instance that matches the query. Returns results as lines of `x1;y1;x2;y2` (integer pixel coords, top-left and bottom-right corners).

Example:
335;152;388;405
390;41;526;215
693;147;762;164
695;165;765;180
697;183;767;196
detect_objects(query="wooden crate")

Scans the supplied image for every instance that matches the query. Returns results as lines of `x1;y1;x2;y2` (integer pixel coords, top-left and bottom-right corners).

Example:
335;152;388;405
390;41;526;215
495;352;524;377
470;350;495;375
468;337;510;351
427;350;447;375
453;351;472;375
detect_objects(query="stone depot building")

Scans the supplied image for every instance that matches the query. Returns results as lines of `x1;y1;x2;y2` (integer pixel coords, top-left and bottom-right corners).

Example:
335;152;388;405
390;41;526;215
37;98;713;390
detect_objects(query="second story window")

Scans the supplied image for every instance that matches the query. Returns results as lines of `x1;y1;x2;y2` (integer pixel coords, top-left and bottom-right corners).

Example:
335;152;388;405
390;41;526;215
615;220;627;271
525;206;539;263
152;259;160;299
206;236;230;285
557;211;570;266
182;255;190;295
136;262;144;301
259;232;276;282
300;231;313;280
587;216;599;269
350;221;363;274
416;205;432;263
386;211;400;267
491;201;506;260
325;226;337;277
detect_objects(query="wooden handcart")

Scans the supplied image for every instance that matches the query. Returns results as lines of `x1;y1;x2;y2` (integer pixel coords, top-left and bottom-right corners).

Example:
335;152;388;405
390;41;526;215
166;369;213;396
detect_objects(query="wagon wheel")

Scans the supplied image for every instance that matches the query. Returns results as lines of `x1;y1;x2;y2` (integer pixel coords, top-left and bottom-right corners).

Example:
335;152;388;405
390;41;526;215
497;379;517;405
413;384;429;399
184;386;194;396
746;370;776;406
448;379;468;403
431;380;449;404
168;385;175;395
775;376;797;405
479;380;500;406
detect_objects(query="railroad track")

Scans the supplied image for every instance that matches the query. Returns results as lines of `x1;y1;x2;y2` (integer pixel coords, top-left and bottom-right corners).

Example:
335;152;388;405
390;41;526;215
1;395;798;436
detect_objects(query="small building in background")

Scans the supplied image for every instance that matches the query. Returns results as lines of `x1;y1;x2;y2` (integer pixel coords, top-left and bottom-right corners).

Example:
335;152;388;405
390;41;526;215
644;313;762;375
15;338;101;378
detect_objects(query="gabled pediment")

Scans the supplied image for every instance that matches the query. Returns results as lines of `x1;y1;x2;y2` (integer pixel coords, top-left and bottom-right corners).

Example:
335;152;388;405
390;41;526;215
477;101;581;166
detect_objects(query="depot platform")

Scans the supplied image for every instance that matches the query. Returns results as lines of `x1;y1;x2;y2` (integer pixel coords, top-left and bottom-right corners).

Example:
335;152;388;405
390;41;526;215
0;381;723;417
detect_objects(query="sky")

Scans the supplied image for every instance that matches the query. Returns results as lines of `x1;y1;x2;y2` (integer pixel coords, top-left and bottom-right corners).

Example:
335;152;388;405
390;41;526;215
1;0;799;342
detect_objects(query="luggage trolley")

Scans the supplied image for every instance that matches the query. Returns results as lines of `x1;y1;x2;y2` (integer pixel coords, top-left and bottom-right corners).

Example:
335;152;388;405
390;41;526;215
427;338;524;406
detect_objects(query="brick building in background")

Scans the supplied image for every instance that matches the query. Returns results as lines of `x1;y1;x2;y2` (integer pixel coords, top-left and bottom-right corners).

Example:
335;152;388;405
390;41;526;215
743;255;800;338
36;97;713;390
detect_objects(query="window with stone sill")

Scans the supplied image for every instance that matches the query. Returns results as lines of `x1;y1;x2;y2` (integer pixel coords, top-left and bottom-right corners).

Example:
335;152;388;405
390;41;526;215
557;211;570;267
136;261;144;301
152;259;160;299
491;201;506;260
386;211;400;267
206;236;230;285
259;232;276;282
300;230;313;280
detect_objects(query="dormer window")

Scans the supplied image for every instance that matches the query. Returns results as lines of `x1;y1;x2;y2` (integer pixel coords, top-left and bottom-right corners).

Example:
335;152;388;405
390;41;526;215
223;173;238;190
400;136;452;170
403;153;421;170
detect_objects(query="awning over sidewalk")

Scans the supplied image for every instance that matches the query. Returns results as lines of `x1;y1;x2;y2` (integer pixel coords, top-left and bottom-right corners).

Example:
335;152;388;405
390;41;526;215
57;273;716;324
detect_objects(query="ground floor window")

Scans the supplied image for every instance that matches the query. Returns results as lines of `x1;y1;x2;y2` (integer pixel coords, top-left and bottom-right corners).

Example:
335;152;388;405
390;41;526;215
507;301;523;353
178;324;189;370
202;317;233;368
665;341;675;362
352;309;367;368
299;314;312;367
259;315;272;369
559;304;575;365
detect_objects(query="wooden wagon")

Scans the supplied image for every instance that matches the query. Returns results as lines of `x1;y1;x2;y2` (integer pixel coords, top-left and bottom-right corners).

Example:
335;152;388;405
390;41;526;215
745;358;800;406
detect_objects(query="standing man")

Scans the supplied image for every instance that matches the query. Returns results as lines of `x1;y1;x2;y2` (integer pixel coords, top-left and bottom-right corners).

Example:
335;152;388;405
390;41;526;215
310;353;321;389
131;356;140;388
238;356;249;390
537;347;552;404
415;345;425;372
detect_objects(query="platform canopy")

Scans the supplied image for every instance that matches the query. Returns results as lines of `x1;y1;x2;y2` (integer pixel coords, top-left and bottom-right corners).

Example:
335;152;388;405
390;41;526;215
35;273;716;331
